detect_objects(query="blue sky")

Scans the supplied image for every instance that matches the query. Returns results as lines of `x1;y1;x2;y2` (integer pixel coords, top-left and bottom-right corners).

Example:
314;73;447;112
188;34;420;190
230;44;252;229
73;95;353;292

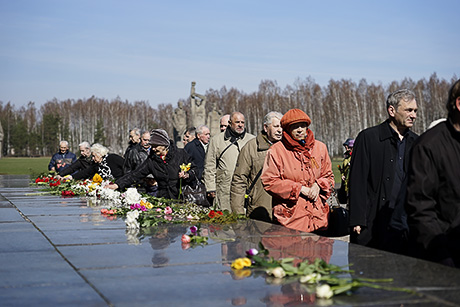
1;0;458;108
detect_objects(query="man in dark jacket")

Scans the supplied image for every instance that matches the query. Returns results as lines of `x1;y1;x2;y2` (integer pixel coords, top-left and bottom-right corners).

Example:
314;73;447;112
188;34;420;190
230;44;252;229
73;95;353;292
58;141;93;177
406;79;460;267
184;125;210;181
109;129;196;199
123;130;151;173
48;140;77;172
349;89;418;255
124;128;141;157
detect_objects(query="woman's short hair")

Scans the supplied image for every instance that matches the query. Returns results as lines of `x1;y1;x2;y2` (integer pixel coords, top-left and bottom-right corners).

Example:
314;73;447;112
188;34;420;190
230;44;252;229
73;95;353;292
91;143;109;156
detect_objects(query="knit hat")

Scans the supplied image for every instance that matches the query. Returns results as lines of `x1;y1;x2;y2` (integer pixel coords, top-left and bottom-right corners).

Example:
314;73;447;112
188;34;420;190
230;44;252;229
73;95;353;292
280;109;311;130
343;138;355;148
149;129;170;146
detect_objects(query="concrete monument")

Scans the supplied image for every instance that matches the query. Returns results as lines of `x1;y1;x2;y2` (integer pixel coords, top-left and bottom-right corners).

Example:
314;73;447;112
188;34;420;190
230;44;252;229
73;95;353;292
172;101;187;148
207;101;222;137
190;81;207;128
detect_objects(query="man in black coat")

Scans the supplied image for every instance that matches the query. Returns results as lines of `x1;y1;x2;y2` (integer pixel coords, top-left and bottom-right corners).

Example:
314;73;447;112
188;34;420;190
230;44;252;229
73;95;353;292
184;125;210;181
123;130;151;173
348;89;418;255
58;141;93;177
406;79;460;267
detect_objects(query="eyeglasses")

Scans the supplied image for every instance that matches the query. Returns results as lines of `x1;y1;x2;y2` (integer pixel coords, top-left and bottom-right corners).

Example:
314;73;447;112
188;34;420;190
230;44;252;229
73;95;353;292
220;125;227;128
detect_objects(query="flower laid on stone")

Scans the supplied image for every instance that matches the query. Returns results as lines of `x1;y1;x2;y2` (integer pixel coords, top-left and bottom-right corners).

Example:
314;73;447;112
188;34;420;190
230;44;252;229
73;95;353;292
181;224;208;250
231;257;252;270
208;210;223;218
230;242;414;300
92;173;103;184
33;176;246;229
61;190;75;197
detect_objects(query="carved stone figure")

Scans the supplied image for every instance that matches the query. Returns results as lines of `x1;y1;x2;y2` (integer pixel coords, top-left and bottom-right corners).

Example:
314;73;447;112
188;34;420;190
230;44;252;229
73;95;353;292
172;101;187;148
207;101;222;137
190;81;207;128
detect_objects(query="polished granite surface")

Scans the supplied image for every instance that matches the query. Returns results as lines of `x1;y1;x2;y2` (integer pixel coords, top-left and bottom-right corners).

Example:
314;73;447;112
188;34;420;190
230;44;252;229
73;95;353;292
1;175;460;306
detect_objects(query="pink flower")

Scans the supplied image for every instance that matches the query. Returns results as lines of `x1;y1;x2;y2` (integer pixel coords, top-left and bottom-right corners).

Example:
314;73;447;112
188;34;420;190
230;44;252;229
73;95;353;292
190;226;198;234
164;206;173;215
181;234;191;243
155;208;162;212
246;248;259;256
164;215;172;221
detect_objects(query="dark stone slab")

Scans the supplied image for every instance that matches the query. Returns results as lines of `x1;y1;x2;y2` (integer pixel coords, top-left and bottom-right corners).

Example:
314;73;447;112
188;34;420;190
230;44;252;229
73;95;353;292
2;175;460;306
0;207;24;222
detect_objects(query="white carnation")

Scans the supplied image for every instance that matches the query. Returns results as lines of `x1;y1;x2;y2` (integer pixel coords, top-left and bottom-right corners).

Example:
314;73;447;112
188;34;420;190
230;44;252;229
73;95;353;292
123;188;142;205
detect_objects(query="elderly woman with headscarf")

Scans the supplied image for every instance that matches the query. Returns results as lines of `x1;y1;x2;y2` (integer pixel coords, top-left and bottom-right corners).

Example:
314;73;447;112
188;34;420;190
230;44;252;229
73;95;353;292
108;129;196;199
261;109;334;233
68;143;125;181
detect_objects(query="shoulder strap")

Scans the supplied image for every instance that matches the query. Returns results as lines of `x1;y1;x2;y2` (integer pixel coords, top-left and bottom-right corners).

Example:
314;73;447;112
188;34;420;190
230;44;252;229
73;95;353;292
246;167;263;195
217;139;238;165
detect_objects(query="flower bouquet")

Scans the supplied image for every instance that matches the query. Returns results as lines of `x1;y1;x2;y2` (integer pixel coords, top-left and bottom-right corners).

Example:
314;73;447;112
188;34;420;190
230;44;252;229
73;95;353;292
231;242;414;300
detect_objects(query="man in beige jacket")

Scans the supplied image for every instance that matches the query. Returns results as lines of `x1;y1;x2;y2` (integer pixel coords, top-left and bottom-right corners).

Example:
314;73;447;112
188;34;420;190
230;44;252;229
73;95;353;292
230;111;283;222
203;112;255;211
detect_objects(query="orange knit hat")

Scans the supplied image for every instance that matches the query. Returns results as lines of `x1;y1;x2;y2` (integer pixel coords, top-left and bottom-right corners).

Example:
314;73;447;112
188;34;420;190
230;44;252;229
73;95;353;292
280;109;311;130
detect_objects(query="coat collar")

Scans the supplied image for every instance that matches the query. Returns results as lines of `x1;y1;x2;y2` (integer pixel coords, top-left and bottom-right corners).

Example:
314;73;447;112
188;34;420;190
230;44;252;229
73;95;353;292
256;132;272;151
379;120;417;142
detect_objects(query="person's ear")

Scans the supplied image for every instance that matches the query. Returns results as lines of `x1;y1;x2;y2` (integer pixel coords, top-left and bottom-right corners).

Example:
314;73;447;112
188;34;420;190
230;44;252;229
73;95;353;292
388;105;396;117
263;124;268;133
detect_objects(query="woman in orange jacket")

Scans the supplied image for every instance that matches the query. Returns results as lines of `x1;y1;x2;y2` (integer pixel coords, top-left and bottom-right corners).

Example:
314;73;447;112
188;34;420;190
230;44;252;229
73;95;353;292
261;109;334;233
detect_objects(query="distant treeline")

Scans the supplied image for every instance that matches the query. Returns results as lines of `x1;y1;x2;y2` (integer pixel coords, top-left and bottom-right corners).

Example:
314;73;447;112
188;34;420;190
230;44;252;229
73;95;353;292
0;73;456;157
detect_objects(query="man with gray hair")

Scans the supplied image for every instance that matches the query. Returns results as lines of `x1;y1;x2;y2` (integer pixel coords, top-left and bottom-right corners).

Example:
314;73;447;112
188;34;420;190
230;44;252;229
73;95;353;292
349;89;418;255
185;125;211;181
58;141;93;177
48;140;77;172
230;111;283;221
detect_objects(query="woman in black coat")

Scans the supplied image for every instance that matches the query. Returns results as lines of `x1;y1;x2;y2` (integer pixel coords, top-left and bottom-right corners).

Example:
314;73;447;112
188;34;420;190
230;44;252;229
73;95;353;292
70;143;125;181
109;129;196;199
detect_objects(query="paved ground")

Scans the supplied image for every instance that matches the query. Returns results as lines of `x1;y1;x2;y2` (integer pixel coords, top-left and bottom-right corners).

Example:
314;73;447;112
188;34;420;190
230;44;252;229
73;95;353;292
1;175;460;306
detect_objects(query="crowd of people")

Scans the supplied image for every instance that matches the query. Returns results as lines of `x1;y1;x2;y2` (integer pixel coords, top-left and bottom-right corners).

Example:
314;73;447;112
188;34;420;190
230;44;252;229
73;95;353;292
49;79;460;268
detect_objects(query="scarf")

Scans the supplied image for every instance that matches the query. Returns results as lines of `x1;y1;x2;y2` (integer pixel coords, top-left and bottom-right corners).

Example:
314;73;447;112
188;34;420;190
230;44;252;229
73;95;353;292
97;155;113;180
224;126;246;143
281;128;318;168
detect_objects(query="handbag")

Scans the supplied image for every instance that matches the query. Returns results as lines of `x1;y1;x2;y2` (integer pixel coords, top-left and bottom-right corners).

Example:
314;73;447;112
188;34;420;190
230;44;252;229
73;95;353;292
182;180;211;207
327;206;350;237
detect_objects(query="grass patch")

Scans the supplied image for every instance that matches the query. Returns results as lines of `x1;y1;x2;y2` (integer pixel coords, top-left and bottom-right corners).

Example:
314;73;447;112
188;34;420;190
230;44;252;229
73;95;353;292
0;156;343;184
332;157;341;185
0;157;50;177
